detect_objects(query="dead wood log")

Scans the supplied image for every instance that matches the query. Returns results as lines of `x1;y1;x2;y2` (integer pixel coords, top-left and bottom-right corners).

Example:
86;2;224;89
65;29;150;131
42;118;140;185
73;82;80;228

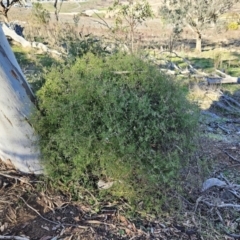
214;101;236;113
222;95;240;108
201;110;221;120
201;110;240;123
1;23;62;56
159;50;208;76
213;100;240;115
206;76;240;84
217;124;230;134
207;69;240;84
221;98;240;112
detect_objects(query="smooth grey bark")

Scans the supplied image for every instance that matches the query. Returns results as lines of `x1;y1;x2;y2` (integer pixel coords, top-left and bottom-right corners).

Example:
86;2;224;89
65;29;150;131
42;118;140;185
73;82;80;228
0;25;42;174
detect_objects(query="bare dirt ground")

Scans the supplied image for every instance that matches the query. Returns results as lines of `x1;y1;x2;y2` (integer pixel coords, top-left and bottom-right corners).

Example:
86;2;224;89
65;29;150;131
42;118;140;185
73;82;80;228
1;3;240;240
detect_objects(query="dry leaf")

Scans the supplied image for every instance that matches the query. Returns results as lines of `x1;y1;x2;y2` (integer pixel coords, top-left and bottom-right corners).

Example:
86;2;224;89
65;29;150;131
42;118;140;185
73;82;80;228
41;225;50;231
97;180;114;189
19;176;30;185
0;223;5;232
202;178;227;191
74;216;80;221
125;228;132;236
118;215;128;225
40;236;52;240
6;206;17;223
52;224;61;231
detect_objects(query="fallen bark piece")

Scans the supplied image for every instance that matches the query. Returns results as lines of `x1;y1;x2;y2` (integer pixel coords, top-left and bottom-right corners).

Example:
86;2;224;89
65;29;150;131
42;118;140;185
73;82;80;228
0;236;29;240
202;178;227;192
222;95;240;108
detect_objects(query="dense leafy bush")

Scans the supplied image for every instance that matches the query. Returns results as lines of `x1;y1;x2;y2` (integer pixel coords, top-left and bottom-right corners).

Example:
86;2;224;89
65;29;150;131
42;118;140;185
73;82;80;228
66;35;110;59
32;53;198;210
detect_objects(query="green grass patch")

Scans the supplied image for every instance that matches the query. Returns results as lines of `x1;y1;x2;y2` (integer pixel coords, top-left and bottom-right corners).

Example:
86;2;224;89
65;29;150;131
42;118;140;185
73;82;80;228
226;67;240;76
221;84;240;94
187;57;214;73
11;44;57;68
11;44;32;66
178;49;240;75
168;57;188;69
11;44;58;92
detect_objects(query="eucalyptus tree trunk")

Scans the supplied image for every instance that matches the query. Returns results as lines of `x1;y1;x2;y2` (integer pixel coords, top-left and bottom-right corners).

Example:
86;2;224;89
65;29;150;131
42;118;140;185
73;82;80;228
0;26;42;174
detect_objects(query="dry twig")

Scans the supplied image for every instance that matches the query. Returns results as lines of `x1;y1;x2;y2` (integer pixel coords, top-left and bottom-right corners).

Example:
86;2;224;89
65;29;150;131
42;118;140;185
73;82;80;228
0;172;31;185
18;196;61;225
222;150;240;163
202;200;240;209
223;230;240;239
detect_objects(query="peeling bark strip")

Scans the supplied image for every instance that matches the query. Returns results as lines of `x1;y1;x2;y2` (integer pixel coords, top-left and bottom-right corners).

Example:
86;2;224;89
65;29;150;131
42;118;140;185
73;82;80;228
0;45;36;104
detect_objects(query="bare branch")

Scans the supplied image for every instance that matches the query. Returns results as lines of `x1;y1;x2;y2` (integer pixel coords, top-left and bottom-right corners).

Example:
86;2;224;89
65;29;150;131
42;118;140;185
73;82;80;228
223;230;240;239
202;200;240;209
94;12;113;31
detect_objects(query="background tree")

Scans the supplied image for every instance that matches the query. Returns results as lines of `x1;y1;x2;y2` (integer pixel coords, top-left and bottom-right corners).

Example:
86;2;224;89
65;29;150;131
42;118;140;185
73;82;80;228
0;0;25;22
159;0;240;52
109;0;153;53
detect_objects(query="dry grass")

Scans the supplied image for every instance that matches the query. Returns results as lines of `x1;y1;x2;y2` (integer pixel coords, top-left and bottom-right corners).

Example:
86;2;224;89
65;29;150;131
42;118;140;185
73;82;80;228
188;84;222;110
41;2;81;13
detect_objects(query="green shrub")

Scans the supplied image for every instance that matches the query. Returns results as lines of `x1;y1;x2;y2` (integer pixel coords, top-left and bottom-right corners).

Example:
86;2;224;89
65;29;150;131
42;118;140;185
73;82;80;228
67;35;110;58
227;21;239;30
32;53;199;211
